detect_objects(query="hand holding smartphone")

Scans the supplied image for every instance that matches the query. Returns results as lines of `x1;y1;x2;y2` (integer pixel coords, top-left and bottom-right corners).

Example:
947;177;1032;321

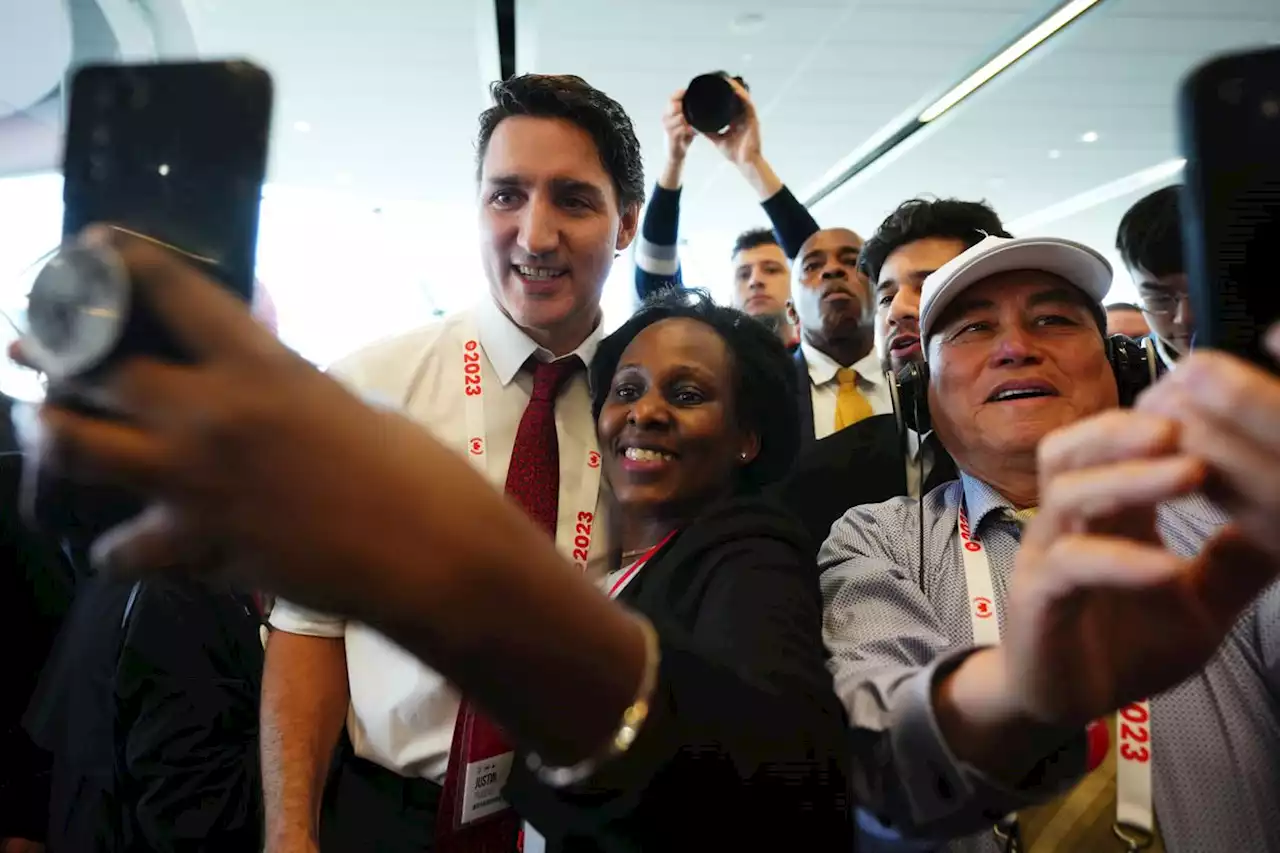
21;60;272;539
26;60;272;381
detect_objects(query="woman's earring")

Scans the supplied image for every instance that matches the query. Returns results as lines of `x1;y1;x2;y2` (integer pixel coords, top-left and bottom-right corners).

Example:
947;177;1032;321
739;452;748;460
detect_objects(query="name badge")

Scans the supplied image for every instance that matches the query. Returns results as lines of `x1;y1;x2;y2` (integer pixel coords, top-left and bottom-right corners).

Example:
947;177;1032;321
460;747;514;825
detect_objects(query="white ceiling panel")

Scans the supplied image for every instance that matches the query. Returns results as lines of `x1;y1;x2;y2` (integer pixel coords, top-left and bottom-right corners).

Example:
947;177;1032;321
528;0;1064;243
814;0;1280;260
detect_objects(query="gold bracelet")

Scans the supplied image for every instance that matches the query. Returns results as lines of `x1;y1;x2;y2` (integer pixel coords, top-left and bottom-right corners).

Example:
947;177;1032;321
525;614;661;788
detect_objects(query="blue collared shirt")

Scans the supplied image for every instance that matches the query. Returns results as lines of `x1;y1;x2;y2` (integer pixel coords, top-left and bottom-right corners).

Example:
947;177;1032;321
820;473;1280;851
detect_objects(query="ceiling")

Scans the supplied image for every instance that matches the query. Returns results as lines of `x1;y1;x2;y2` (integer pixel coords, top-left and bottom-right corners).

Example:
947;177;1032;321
1;0;1278;370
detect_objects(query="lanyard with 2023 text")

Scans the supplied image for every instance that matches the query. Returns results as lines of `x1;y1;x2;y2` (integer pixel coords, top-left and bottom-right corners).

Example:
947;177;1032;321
957;505;1154;849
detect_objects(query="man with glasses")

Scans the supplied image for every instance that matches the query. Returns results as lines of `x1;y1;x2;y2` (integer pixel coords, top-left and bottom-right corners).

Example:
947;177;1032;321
1116;186;1194;368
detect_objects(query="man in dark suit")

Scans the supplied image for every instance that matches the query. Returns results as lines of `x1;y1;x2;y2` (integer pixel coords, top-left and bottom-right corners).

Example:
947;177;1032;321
789;227;892;445
1;394;75;853
780;199;1011;553
21;286;279;852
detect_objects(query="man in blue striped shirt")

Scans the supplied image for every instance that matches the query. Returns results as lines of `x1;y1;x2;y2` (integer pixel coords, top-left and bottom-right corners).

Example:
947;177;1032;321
822;234;1280;851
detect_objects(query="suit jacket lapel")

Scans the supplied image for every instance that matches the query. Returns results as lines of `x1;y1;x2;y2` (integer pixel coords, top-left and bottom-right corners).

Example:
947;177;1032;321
794;348;815;446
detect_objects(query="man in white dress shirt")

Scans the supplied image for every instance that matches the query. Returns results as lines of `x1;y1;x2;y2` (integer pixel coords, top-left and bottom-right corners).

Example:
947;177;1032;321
261;74;641;853
790;227;889;443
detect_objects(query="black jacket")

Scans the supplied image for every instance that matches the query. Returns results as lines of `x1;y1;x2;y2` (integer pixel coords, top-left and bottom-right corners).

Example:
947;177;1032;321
777;414;959;558
507;495;852;852
794;346;816;446
27;572;264;853
0;394;74;843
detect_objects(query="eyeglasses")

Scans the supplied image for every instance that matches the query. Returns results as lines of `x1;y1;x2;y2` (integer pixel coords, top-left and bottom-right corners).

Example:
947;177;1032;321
1139;291;1190;317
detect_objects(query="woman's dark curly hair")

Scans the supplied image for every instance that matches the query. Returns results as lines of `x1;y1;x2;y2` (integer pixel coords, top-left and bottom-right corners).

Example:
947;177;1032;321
589;289;800;492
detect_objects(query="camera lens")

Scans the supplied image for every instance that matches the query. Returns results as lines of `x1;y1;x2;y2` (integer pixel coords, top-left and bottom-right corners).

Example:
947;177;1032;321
683;74;745;135
1263;98;1279;119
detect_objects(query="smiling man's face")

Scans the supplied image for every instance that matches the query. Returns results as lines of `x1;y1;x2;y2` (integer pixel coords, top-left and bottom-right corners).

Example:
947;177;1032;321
927;270;1118;474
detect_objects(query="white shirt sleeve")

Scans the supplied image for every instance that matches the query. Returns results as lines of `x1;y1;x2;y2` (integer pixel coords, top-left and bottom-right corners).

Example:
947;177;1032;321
269;597;347;638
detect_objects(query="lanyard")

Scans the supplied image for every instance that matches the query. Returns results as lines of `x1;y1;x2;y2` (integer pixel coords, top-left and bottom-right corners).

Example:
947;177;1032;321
957;504;1155;845
606;531;677;599
459;323;603;572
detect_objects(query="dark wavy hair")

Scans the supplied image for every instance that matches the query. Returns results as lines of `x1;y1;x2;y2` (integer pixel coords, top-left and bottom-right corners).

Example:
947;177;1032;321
859;197;1010;285
1116;185;1183;278
590;290;799;491
730;227;779;258
476;74;646;210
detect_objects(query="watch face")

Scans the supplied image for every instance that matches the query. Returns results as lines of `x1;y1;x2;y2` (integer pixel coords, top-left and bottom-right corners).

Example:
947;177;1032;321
26;242;130;380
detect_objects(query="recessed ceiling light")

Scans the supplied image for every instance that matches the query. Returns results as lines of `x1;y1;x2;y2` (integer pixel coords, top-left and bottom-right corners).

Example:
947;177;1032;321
294;120;312;133
336;172;353;185
1049;149;1062;159
731;13;766;34
988;177;1006;188
157;163;170;176
1081;130;1099;143
742;53;754;64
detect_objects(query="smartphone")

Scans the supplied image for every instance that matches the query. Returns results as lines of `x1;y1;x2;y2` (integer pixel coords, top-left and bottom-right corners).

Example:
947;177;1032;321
1178;46;1280;371
61;60;273;299
23;60;272;540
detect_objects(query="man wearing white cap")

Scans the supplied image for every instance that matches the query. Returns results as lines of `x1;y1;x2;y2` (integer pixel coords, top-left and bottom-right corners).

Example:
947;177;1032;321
821;235;1280;852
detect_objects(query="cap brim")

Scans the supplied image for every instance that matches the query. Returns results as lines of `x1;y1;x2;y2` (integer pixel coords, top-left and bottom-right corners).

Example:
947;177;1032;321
920;238;1112;347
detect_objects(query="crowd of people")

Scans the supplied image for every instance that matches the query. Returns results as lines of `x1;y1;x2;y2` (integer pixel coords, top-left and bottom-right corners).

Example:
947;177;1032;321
2;71;1278;853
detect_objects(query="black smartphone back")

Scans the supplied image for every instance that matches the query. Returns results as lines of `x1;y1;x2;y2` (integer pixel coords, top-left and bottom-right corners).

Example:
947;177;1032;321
1178;46;1280;371
62;60;273;301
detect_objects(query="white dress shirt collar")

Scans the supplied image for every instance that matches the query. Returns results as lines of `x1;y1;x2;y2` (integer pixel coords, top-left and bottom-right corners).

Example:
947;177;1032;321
799;340;885;389
475;294;604;386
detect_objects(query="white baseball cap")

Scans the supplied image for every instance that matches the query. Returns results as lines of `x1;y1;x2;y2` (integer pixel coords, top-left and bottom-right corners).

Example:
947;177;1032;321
919;235;1112;357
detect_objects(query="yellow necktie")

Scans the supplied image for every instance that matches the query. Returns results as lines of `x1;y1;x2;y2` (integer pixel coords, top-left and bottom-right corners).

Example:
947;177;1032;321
834;367;873;431
1008;507;1039;525
1015;716;1164;852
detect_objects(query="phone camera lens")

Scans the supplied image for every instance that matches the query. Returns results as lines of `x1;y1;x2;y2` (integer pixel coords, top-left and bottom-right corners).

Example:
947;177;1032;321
1263;98;1280;119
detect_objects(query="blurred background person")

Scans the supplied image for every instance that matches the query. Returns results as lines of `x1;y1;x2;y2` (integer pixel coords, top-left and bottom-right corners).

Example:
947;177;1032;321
20;283;280;853
1117;186;1193;368
1104;301;1151;338
0;392;73;853
728;227;798;348
790;226;880;443
632;83;813;347
779;198;1009;552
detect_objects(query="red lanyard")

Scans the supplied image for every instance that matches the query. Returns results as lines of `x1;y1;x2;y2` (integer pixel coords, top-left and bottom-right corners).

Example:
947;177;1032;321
607;530;678;599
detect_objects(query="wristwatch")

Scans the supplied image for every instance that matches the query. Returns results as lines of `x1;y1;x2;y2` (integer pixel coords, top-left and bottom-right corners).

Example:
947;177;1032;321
24;241;133;381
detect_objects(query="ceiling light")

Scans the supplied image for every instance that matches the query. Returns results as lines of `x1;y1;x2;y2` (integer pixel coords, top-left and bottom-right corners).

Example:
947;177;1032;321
1049;149;1062;159
731;13;766;34
1081;130;1099;143
918;0;1105;123
336;172;353;185
293;120;312;133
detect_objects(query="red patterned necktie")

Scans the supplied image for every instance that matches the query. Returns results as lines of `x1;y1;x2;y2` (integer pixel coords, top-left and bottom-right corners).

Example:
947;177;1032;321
437;357;581;853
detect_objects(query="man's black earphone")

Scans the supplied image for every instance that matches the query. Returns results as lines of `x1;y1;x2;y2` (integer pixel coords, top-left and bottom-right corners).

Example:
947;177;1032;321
888;335;1166;435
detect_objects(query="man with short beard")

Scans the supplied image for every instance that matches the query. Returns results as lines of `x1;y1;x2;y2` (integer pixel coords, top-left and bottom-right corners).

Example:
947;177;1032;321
780;199;1009;552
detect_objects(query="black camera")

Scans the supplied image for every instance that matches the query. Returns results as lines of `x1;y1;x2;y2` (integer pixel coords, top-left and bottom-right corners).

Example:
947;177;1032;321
682;73;749;134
